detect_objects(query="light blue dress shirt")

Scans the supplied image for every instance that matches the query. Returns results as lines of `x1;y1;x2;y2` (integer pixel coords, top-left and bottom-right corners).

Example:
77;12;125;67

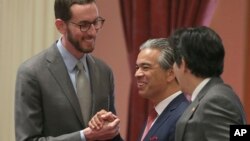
56;38;90;141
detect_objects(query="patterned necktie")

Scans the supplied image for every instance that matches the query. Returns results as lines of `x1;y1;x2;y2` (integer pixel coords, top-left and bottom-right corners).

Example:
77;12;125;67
141;108;158;141
75;61;92;125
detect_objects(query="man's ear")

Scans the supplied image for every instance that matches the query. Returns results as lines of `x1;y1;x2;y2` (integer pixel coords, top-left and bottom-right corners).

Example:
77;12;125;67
55;19;66;34
166;68;175;82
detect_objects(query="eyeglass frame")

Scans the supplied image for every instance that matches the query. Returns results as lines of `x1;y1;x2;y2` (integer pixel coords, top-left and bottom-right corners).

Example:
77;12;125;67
69;17;105;32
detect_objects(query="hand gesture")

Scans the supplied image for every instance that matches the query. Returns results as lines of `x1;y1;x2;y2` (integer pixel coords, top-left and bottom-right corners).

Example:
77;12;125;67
83;109;120;140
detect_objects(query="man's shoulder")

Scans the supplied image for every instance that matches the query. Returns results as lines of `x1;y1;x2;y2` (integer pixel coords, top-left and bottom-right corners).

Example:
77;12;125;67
173;94;190;105
18;45;56;72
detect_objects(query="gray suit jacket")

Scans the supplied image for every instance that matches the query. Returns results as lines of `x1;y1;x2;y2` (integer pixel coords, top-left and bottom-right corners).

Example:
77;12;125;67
15;42;122;141
175;77;246;141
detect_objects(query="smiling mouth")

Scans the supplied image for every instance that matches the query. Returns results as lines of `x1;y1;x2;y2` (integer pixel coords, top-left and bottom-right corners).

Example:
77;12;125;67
85;38;94;43
137;82;146;88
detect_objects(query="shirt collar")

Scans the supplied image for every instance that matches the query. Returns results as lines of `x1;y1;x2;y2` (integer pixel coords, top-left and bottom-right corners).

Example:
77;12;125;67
155;91;182;116
56;38;87;72
191;78;211;101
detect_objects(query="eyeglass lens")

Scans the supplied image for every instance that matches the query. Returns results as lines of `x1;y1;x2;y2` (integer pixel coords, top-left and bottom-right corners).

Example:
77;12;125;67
80;17;105;31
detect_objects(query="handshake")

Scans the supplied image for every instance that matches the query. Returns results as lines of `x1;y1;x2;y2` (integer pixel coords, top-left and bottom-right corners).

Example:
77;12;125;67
83;109;121;141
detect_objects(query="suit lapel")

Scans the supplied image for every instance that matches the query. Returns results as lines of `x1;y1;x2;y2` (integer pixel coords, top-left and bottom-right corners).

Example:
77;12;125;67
176;99;199;141
86;55;109;118
146;94;188;140
46;44;84;126
176;77;223;141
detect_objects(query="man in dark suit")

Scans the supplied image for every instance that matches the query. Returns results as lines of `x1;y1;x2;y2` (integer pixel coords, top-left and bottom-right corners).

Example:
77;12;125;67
169;26;247;141
135;38;189;141
15;0;122;141
88;38;189;141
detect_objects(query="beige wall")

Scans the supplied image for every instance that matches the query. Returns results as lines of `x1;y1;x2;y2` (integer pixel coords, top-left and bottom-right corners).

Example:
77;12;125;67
0;0;248;140
0;1;58;141
210;0;248;102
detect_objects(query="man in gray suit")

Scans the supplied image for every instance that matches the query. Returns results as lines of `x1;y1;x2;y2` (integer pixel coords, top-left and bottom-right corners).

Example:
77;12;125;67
15;0;122;141
168;26;247;141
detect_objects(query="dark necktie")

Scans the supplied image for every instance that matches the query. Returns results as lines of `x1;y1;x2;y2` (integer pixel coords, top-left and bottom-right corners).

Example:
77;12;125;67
75;61;92;125
141;108;158;141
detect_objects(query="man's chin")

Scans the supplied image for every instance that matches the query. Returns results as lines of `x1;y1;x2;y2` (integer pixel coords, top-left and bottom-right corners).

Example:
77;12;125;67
79;47;94;53
138;92;147;98
84;49;94;53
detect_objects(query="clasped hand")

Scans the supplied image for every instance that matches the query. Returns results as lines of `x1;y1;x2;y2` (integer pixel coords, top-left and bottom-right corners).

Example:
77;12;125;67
84;109;120;141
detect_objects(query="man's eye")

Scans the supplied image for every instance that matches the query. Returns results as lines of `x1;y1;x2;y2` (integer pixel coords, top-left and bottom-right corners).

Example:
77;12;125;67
80;22;90;27
135;66;139;70
142;66;150;70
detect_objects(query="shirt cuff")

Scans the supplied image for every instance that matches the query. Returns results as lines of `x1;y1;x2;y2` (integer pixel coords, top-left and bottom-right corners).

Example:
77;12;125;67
80;130;86;141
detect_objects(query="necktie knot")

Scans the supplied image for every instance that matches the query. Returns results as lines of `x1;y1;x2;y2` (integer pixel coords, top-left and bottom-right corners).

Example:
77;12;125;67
148;108;158;122
76;61;85;72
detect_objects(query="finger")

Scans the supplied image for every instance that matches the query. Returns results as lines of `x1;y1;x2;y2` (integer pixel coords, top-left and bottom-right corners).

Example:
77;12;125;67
95;113;105;129
103;118;120;130
104;120;120;139
88;117;98;130
101;112;117;122
89;115;103;130
98;109;107;115
109;118;120;127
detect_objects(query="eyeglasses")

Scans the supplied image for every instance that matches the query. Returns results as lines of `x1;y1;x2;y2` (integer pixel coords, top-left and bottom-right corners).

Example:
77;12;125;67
69;17;105;32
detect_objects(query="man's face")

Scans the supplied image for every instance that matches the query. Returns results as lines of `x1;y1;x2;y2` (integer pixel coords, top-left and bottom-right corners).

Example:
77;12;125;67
135;48;169;101
66;3;100;53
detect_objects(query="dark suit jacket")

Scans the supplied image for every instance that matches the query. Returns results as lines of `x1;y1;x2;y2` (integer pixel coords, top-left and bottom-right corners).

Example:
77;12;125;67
175;77;247;141
139;94;189;141
15;42;122;141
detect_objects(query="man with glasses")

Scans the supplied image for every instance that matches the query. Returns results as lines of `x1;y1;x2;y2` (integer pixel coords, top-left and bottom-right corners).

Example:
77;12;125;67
15;0;123;141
